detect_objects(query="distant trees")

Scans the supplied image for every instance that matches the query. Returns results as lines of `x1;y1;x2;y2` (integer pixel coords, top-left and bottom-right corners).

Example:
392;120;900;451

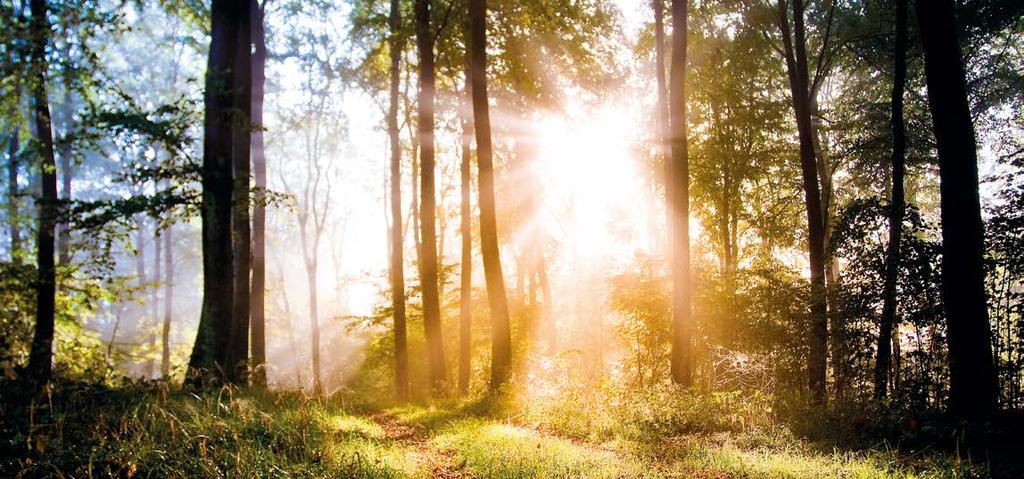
915;0;997;420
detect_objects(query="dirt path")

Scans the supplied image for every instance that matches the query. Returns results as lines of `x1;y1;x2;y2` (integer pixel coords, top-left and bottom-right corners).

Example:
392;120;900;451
368;413;471;479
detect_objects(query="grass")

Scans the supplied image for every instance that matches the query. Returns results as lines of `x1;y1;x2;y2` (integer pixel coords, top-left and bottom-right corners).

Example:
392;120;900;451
0;379;993;478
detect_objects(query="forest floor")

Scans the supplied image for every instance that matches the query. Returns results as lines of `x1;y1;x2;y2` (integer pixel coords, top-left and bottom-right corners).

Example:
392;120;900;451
0;382;1001;478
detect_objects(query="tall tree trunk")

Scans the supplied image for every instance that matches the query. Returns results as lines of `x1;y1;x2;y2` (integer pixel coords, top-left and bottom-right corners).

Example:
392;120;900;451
227;0;253;385
916;0;997;419
161;224;173;378
188;0;240;386
27;0;58;388
7;128;20;263
250;0;268;388
778;0;827;402
653;0;668;216
458;76;473;395
149;226;161;378
415;0;447;391
539;255;554;354
668;0;693;386
305;258;323;395
875;0;907;400
388;0;409;401
469;0;513;389
57;49;73;266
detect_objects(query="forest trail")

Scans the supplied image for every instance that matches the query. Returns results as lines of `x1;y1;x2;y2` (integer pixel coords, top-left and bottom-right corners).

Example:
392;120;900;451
366;411;472;478
346;405;660;478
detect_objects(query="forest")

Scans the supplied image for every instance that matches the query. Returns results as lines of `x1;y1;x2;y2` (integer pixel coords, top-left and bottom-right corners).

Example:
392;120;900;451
1;0;1023;477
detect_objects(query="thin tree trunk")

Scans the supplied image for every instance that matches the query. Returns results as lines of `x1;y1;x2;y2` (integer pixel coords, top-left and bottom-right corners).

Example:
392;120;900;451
250;0;268;388
415;0;447;391
653;0;669;261
305;259;323;395
668;0;693;386
458;76;473;395
388;0;409;401
27;0;58;388
188;0;241;386
875;0;907;400
148;225;161;378
7;127;20;263
161;224;173;378
916;0;997;419
469;0;513;389
778;0;827;402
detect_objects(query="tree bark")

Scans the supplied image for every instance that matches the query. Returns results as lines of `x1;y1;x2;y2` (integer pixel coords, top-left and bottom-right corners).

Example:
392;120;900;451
875;0;907;400
148;225;161;378
916;0;997;419
250;0;268;388
161;224;173;378
188;0;241;386
27;0;58;388
416;0;447;391
469;0;513;390
458;75;473;395
227;0;253;385
57;48;73;266
668;0;693;386
388;0;409;401
778;0;827;402
305;259;323;395
7;128;20;263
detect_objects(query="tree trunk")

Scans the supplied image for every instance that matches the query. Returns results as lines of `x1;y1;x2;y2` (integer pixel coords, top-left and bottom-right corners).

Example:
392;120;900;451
916;0;997;419
57;50;73;266
7;127;20;263
27;0;58;388
469;0;513;390
227;0;253;385
188;0;241;386
778;0;827;402
388;0;409;401
668;0;693;386
149;225;161;379
458;76;473;395
250;0;268;388
306;259;323;395
875;0;907;400
416;0;447;391
161;224;173;378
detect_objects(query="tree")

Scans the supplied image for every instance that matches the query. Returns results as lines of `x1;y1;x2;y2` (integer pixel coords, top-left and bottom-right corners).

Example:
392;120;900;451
387;0;409;401
161;223;173;378
874;0;907;400
188;0;242;385
458;73;472;394
227;0;253;385
250;0;268;388
468;0;512;390
775;0;828;402
415;0;447;391
27;0;59;387
915;0;997;419
668;0;693;386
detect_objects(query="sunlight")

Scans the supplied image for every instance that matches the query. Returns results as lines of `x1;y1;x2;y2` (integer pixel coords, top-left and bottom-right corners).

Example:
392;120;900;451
533;103;652;263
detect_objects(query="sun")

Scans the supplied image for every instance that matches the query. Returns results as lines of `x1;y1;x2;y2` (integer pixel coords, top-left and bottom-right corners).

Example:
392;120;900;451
531;103;656;265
